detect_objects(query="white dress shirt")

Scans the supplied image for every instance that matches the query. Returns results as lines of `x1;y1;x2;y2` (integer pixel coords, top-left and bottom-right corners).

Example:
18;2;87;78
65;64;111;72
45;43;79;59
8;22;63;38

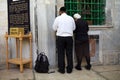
53;13;76;37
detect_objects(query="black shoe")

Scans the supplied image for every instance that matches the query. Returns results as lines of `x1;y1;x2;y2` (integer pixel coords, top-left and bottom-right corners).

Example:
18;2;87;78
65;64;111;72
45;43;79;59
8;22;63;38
75;65;82;70
67;69;72;73
85;65;91;70
58;69;65;74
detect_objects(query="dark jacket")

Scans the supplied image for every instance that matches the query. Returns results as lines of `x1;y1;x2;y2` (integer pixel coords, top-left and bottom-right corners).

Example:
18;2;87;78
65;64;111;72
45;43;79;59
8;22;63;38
74;19;89;41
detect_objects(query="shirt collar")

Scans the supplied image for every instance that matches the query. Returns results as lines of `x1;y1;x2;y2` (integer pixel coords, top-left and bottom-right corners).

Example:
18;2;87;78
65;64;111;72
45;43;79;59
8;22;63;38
61;13;67;16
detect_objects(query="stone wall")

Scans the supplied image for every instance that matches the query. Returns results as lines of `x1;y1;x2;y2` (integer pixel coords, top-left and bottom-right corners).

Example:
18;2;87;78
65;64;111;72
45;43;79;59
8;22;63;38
0;0;120;67
33;0;56;68
0;0;56;68
100;0;120;65
0;0;8;64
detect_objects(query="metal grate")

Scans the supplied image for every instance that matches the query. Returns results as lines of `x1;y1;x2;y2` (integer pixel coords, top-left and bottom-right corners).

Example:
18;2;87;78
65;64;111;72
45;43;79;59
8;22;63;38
65;0;105;25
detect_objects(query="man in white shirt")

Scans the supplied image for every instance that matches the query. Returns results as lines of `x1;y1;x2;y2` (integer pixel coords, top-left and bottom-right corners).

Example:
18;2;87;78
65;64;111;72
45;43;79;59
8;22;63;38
53;7;76;74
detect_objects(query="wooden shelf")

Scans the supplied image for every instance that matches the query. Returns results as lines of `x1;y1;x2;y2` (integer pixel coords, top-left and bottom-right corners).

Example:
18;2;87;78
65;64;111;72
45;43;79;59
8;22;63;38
8;58;31;65
5;32;32;73
5;34;31;38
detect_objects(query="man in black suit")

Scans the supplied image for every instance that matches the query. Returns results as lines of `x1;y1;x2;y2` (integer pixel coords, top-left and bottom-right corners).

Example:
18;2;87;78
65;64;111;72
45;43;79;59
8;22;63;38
73;13;91;70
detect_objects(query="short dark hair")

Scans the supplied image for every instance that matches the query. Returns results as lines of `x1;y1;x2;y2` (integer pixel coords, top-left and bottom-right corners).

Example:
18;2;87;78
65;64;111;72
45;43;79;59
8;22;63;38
59;7;66;12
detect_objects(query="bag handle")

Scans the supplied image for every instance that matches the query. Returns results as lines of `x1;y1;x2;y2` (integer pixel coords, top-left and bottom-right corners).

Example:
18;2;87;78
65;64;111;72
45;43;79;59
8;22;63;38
40;52;45;55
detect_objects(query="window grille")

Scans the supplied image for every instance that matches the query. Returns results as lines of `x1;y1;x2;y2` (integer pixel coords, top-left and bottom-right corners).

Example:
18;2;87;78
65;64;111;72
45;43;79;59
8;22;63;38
65;0;105;25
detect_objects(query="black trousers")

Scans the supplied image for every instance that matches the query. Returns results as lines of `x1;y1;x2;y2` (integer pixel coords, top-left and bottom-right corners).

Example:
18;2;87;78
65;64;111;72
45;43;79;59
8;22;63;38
56;36;73;71
75;40;91;66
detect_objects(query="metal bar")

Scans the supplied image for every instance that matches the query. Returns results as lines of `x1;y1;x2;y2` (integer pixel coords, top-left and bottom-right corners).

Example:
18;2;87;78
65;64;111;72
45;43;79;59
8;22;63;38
65;0;105;25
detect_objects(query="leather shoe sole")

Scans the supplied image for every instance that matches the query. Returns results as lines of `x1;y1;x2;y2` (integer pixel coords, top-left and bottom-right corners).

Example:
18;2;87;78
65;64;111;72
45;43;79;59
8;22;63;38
67;69;72;73
75;66;82;70
58;70;65;74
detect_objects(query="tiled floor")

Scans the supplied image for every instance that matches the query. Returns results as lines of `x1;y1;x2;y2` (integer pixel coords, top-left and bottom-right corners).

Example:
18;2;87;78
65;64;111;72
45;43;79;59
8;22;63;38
35;68;106;80
0;69;34;80
0;65;120;80
0;64;34;80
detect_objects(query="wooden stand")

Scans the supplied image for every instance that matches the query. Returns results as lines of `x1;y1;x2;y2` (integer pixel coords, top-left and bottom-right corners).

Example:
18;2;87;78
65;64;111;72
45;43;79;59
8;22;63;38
5;32;32;73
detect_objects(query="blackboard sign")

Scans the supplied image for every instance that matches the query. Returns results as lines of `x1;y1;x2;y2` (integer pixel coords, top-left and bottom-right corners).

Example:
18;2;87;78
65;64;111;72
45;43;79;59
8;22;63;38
7;0;30;34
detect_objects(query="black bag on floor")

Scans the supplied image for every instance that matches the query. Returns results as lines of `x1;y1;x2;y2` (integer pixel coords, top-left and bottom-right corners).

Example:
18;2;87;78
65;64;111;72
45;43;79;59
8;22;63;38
34;52;49;73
